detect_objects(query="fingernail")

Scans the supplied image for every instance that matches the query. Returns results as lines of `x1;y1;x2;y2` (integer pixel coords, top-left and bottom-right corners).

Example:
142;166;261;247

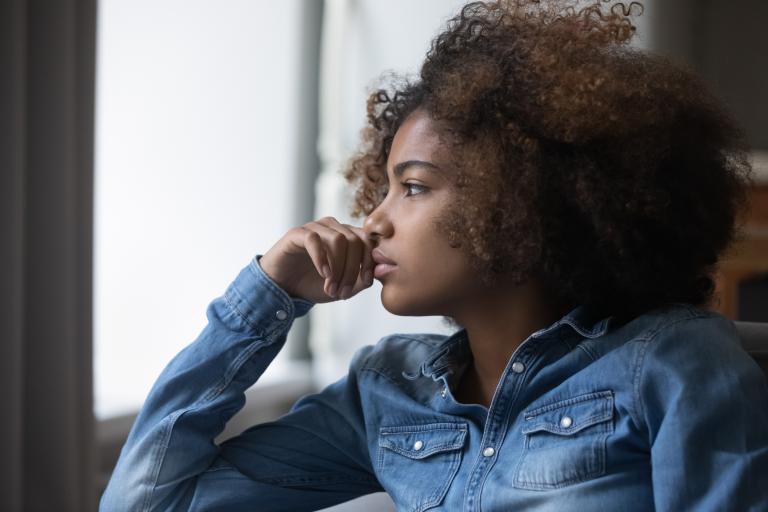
322;265;331;279
341;285;352;299
329;282;338;297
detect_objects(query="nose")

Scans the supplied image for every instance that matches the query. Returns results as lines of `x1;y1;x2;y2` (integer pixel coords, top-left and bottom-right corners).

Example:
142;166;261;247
363;203;394;242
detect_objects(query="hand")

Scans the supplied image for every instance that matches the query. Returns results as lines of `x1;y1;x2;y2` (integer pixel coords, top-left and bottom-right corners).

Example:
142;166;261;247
258;217;376;303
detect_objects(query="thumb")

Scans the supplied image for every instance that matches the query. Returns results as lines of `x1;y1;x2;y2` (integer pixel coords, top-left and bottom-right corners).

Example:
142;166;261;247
348;268;376;298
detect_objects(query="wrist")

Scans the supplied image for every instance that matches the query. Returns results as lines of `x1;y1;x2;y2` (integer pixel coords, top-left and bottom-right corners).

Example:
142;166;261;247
257;252;279;282
255;253;305;302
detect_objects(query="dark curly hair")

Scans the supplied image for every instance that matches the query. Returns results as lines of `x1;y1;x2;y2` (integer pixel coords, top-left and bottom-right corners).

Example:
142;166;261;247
343;0;754;323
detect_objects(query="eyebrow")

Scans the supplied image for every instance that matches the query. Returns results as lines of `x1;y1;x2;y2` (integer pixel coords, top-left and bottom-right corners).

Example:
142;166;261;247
392;160;441;178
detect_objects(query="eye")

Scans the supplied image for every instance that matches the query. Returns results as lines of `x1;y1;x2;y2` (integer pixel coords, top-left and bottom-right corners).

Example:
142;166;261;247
403;182;428;197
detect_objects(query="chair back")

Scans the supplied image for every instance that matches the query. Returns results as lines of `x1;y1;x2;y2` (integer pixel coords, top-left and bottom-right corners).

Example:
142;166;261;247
734;321;768;379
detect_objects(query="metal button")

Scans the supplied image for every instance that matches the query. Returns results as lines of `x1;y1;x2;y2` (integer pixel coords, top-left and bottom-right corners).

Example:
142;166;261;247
275;310;288;320
511;361;525;373
413;440;423;451
483;447;495;457
440;387;447;398
560;416;573;428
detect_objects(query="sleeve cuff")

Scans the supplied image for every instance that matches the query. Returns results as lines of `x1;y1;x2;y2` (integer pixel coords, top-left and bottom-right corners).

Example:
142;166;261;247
222;254;315;337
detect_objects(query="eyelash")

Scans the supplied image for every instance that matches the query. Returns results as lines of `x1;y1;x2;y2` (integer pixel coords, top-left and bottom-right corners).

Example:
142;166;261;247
383;182;427;198
404;182;428;197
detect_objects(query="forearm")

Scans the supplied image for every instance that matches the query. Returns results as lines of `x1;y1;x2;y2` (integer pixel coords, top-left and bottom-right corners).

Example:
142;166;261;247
100;255;314;511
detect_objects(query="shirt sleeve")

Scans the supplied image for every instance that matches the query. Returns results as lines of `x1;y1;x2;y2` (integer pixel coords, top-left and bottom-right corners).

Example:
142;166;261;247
636;312;768;512
99;255;383;512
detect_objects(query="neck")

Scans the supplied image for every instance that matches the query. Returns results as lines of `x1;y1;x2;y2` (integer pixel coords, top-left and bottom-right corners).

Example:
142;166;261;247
451;277;571;398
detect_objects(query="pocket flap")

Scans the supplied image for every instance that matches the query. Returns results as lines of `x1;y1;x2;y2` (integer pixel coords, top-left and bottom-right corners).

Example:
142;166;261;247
378;422;467;459
522;390;613;436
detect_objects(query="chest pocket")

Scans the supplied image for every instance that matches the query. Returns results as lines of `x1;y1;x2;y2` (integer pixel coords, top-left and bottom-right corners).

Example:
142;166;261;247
513;390;614;490
376;422;467;512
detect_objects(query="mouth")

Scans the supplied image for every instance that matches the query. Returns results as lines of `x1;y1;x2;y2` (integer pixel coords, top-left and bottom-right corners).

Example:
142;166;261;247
372;248;397;279
374;263;397;279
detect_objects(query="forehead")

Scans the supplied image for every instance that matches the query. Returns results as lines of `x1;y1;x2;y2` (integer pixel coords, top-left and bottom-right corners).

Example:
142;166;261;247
389;110;446;165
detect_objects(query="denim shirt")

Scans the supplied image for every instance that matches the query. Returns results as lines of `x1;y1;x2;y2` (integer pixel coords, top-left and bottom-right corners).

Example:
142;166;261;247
100;255;768;512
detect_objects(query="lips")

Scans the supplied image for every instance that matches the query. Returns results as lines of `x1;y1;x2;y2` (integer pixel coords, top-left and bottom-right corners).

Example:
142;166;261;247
372;248;397;279
372;248;396;266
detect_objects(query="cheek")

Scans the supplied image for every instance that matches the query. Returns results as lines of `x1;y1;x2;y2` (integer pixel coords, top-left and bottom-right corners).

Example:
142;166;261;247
379;252;472;316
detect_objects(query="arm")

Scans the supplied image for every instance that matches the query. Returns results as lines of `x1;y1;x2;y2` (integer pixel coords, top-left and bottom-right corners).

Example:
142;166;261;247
637;312;768;511
99;255;382;512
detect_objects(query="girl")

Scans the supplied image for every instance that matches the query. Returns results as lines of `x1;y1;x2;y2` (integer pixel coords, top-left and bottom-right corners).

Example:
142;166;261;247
101;1;768;510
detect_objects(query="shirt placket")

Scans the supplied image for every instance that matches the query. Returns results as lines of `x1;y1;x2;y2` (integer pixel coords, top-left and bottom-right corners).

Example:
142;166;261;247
461;335;547;511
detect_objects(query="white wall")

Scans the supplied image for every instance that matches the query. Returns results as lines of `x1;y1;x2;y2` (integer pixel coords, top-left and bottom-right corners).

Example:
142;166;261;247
311;0;469;387
93;0;305;419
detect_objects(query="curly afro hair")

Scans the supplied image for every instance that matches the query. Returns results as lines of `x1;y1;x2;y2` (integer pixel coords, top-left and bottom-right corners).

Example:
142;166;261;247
342;0;754;323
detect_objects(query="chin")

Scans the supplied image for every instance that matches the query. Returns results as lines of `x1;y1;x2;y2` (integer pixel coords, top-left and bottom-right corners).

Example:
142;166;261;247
380;286;440;317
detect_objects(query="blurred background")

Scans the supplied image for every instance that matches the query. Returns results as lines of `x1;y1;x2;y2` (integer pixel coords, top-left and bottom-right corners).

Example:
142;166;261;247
2;0;766;510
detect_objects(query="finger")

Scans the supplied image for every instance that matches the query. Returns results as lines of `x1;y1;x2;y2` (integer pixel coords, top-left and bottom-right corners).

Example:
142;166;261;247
306;220;349;297
348;225;375;286
300;228;330;280
340;236;363;299
316;219;362;299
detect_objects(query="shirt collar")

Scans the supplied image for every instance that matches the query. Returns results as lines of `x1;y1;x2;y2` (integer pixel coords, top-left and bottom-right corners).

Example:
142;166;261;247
418;305;613;380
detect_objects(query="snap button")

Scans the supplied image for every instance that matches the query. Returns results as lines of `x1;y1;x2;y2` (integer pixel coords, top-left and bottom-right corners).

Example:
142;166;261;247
511;361;525;373
413;440;423;451
440;387;447;398
275;310;288;320
483;447;495;457
560;415;573;428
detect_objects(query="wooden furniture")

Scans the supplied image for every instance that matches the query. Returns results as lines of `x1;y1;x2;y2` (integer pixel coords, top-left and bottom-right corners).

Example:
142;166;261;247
735;321;768;379
713;183;768;320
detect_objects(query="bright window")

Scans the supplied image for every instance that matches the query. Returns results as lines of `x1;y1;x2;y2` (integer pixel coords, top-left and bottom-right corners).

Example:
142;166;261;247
93;0;308;419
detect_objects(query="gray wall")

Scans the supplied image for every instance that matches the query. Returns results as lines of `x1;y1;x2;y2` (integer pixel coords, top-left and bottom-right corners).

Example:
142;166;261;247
645;0;768;149
0;0;97;511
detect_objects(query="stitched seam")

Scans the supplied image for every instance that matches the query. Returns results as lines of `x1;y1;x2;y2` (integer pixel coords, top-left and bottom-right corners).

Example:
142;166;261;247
224;286;258;332
356;333;451;370
378;445;461;511
515;425;614;489
635;307;709;343
576;342;599;361
359;366;415;395
222;257;294;333
144;338;270;508
524;390;612;417
632;311;711;428
387;333;452;346
631;338;650;429
379;423;467;434
522;411;611;435
200;338;269;402
247;257;293;313
143;410;184;511
418;451;460;511
379;442;464;458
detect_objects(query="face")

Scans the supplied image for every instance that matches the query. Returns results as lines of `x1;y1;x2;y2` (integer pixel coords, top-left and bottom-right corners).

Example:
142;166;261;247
363;109;482;317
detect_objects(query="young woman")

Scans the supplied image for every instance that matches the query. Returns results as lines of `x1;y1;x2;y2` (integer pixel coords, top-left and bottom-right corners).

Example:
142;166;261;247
101;1;768;510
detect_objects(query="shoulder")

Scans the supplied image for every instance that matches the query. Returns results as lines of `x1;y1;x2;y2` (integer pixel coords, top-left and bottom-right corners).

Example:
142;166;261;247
631;303;747;368
629;304;767;416
350;331;451;378
627;304;768;446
